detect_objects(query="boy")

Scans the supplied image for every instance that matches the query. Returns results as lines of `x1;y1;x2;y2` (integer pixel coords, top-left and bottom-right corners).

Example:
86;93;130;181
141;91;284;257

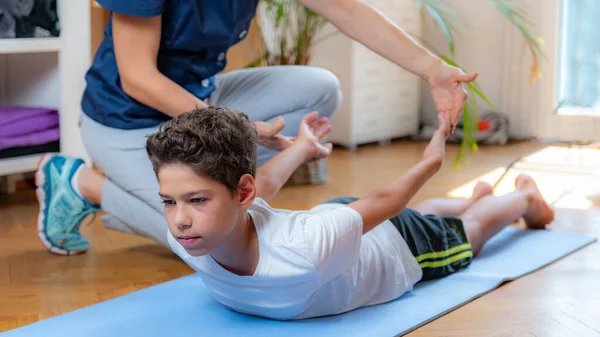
145;106;554;320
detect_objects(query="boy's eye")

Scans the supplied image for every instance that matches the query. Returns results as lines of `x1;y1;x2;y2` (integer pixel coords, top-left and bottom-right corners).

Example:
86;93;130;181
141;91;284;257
191;198;206;205
162;199;175;205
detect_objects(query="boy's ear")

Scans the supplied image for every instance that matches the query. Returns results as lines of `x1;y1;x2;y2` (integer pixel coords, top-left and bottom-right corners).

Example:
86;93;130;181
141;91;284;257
236;174;256;209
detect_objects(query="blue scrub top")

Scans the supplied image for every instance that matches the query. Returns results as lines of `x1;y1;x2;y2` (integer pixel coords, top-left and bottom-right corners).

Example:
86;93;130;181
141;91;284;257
81;0;260;130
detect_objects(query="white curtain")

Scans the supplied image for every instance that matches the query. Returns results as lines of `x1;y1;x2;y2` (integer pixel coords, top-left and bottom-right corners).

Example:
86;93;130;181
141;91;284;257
557;0;600;110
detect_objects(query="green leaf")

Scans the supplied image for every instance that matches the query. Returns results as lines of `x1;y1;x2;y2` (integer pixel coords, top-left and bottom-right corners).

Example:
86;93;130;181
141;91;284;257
244;57;264;68
413;0;460;55
488;0;545;82
467;82;494;109
275;1;285;27
412;0;423;12
305;7;318;17
452;87;481;169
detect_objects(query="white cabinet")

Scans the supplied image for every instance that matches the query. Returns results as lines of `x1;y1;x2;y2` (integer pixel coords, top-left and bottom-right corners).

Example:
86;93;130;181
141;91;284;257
0;0;91;177
310;0;422;149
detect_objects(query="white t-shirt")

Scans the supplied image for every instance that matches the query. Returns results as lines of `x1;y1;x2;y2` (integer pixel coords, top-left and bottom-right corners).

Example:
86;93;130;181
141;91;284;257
168;198;422;320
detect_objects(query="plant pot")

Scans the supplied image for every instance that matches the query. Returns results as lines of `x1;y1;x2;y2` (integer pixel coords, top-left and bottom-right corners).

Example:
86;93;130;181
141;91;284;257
285;158;328;186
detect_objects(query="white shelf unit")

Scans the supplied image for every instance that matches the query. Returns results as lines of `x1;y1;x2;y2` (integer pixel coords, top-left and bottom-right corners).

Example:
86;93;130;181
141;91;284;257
310;0;423;149
0;154;44;176
0;0;91;177
0;37;62;54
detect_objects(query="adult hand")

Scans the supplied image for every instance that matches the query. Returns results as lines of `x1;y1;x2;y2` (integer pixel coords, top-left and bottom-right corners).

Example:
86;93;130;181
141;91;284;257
427;61;478;133
255;117;294;151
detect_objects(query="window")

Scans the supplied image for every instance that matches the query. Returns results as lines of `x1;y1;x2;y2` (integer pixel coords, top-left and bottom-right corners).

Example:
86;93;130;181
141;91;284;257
556;0;600;115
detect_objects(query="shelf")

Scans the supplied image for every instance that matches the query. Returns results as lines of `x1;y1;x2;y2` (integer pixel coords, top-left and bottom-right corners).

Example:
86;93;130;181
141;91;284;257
0;38;61;54
0;154;43;176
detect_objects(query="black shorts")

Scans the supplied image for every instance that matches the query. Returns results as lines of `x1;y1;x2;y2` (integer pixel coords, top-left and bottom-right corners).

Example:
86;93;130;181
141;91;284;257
324;197;473;281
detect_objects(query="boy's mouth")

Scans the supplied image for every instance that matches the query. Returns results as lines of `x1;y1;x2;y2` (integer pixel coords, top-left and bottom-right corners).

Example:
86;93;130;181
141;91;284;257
177;235;201;245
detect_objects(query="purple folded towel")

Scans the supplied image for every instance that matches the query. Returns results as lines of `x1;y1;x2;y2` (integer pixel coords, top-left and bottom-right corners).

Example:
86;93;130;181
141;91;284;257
0;106;58;127
0;112;59;137
0;106;60;141
0;127;60;151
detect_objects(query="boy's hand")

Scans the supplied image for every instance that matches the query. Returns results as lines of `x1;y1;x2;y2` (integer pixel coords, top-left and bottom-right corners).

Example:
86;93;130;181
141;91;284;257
422;113;451;162
254;112;331;201
296;112;333;162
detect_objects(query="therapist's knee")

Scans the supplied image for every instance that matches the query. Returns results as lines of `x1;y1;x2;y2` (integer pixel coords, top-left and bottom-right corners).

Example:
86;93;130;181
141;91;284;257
304;67;343;119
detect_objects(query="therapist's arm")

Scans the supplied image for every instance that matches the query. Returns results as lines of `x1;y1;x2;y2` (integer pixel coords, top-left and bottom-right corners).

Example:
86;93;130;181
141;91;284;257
298;0;441;80
298;0;478;131
112;13;207;118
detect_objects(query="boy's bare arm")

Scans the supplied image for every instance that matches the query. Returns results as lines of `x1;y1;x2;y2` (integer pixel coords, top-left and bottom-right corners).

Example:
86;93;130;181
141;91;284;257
347;115;451;234
255;113;332;201
255;142;313;201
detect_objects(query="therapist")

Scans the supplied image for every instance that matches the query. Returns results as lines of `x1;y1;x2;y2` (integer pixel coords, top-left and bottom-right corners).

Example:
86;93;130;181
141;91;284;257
35;0;477;255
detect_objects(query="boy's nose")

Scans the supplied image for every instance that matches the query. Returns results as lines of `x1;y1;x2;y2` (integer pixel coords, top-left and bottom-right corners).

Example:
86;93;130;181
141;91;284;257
176;221;192;231
174;207;192;230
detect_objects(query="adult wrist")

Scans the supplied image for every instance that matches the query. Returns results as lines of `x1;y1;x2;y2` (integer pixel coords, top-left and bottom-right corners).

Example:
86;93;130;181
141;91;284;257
422;56;444;82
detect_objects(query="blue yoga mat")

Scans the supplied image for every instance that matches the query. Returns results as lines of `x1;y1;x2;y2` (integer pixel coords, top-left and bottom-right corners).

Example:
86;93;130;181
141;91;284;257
3;227;596;337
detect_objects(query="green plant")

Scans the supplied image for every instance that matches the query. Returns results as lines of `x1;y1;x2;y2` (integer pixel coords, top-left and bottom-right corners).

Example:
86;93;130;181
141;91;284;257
250;0;329;67
251;0;544;166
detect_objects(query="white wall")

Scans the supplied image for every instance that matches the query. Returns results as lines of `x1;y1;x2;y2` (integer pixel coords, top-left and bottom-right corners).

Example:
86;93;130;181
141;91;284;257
419;0;536;138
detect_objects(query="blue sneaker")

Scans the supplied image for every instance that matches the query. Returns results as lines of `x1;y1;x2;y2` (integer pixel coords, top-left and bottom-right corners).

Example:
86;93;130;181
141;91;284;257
35;154;100;255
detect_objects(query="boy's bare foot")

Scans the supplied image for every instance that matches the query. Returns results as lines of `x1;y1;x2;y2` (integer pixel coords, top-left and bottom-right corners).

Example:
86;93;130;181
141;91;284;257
471;181;494;201
461;181;494;211
515;174;555;229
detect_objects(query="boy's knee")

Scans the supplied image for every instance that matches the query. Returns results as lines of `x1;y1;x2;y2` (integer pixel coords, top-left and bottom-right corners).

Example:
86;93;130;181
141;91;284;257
460;215;484;256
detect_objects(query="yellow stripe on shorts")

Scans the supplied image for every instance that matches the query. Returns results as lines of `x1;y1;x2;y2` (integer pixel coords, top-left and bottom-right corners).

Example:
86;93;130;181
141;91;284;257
419;250;474;269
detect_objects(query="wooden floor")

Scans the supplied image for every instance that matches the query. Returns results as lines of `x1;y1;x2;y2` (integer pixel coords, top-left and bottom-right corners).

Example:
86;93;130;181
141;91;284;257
1;140;599;336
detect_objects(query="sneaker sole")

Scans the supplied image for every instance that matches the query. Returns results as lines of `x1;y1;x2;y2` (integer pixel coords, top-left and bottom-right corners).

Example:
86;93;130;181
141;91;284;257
35;153;83;256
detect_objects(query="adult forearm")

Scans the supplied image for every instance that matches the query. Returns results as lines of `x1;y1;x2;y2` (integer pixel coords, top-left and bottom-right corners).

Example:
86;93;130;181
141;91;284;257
333;1;443;80
122;70;207;118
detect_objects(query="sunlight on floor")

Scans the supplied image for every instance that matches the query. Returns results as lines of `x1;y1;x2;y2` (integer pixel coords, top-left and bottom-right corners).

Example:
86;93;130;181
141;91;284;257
447;145;600;210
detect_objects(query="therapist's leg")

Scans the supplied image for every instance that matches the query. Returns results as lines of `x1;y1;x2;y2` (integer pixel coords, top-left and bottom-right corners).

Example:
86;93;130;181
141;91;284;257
207;65;343;166
36;114;169;255
79;114;169;246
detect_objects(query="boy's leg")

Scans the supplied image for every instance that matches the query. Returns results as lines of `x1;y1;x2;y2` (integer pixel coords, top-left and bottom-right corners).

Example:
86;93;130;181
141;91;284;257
460;174;555;255
412;181;494;216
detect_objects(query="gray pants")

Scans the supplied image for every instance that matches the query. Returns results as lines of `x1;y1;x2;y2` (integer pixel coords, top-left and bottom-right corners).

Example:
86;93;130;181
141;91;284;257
81;66;342;246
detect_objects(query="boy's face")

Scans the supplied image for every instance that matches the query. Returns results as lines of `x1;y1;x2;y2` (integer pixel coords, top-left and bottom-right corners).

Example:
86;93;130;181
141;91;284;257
158;164;252;256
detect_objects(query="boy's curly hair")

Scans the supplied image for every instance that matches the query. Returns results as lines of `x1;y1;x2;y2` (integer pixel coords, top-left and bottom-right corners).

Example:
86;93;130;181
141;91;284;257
146;106;258;192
